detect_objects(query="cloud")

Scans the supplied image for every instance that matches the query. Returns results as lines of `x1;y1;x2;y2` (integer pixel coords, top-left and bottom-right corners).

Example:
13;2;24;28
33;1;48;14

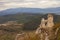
0;0;60;11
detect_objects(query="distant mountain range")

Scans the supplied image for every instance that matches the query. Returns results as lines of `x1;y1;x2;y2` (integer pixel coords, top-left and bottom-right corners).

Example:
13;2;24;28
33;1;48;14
0;7;60;15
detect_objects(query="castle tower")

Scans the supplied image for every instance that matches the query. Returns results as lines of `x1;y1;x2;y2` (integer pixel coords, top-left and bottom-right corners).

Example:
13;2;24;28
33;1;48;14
46;14;54;28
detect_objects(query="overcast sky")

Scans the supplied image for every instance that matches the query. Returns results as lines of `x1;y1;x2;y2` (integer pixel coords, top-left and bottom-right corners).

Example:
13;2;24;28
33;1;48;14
0;0;60;11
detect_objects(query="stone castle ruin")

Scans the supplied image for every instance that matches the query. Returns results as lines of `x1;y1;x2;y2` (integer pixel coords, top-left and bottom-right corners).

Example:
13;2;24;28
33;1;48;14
36;14;59;40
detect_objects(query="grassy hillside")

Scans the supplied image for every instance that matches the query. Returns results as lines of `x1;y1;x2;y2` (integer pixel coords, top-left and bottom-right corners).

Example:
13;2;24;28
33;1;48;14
0;13;43;24
0;13;60;40
0;13;60;24
0;13;60;31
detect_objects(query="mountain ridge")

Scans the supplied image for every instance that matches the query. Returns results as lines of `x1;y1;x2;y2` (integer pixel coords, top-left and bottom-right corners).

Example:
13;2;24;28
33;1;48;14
0;7;60;16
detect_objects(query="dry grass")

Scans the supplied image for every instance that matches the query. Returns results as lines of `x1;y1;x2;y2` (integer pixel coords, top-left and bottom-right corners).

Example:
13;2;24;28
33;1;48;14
24;32;40;40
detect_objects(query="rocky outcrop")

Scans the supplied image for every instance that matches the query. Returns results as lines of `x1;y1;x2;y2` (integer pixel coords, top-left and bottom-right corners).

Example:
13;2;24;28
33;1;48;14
36;14;59;40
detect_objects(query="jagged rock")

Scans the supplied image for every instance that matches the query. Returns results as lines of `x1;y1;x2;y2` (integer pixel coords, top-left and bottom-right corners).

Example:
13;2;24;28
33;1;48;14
35;14;58;40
